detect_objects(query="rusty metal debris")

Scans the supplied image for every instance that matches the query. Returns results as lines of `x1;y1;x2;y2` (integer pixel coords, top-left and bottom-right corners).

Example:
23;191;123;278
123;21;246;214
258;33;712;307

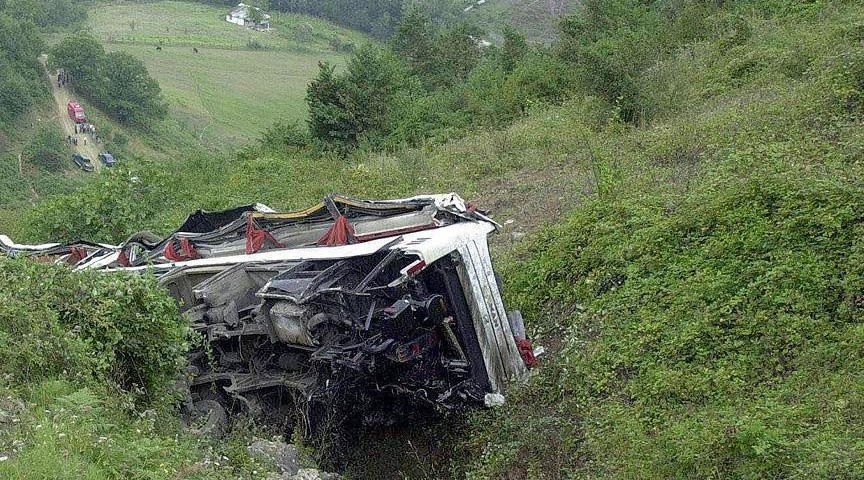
1;194;532;436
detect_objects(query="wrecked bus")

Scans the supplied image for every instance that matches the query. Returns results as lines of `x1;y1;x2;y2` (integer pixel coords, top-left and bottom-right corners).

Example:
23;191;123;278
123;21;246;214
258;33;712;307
0;194;533;436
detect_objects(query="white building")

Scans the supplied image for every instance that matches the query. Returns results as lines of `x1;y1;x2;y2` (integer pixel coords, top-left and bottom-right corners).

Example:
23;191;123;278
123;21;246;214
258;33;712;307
226;3;271;29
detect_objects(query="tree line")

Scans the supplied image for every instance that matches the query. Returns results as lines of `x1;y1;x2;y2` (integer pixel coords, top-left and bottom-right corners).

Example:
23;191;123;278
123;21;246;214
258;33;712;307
302;8;572;151
0;10;44;127
298;0;770;152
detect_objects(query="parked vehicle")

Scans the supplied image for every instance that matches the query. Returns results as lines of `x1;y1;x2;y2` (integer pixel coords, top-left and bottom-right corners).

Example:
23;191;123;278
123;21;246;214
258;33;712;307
67;101;86;123
72;153;94;172
98;152;116;167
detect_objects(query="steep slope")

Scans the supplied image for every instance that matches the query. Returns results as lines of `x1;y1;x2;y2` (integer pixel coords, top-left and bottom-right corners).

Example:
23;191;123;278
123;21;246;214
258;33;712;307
458;3;864;478
2;1;864;479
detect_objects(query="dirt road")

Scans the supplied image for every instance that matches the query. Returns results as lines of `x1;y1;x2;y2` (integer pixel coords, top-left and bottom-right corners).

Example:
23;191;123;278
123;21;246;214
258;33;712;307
39;54;103;171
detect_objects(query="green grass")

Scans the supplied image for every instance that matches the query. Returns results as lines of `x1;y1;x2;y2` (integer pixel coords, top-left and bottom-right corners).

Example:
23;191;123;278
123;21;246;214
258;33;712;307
456;3;864;478
107;43;345;147
88;1;366;53
83;1;369;146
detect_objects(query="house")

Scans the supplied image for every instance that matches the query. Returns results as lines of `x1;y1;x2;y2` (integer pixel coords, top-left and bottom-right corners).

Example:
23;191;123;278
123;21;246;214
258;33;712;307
226;3;271;30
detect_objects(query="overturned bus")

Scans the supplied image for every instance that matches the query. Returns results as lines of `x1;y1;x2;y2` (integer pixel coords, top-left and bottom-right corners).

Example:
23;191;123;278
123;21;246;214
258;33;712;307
1;194;533;435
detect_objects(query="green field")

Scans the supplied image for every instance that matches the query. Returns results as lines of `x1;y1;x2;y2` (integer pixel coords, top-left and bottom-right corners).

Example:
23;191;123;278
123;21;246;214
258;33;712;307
86;1;369;147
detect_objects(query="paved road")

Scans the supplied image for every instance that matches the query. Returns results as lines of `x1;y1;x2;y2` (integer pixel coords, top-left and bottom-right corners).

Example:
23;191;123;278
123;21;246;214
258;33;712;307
39;54;102;171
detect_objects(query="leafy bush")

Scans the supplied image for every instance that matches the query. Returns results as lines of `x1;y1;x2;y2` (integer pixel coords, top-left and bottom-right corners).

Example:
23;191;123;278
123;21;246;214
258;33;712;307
468;159;864;478
0;13;45;127
260;118;310;151
0;258;187;404
24;125;66;172
21;164;170;244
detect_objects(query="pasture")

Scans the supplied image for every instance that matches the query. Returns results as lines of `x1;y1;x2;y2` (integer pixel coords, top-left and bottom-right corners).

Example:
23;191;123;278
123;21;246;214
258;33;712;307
86;1;368;146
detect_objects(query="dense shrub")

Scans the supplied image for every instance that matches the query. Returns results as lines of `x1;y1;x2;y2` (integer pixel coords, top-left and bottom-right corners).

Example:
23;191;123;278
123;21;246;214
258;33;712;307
466;160;864;478
0;13;45;127
0;258;187;404
21;164;170;244
24;125;66;172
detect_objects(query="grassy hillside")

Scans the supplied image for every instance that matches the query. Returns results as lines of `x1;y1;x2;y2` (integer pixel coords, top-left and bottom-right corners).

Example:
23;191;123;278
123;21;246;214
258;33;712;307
457;2;864;478
83;1;368;147
109;44;344;146
4;0;864;478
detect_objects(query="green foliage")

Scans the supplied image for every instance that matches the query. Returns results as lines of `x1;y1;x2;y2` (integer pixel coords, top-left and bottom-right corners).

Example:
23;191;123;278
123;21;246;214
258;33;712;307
344;45;417;140
386;88;470;146
391;7;437;78
306;61;358;148
306;47;417;147
34;0;87;30
260;117;309;151
469;162;864;478
458;3;864;478
500;25;527;73
0;261;275;479
48;31;104;85
0;12;45;126
0;258;187;404
51;33;167;128
99;51;168;125
557;0;663;122
307;8;575;149
0;381;202;480
21;164;170;243
24;124;66;172
0;378;281;480
0;61;36;124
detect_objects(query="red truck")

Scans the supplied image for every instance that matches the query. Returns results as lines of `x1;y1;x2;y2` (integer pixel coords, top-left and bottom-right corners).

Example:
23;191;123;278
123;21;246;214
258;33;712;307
67;101;86;123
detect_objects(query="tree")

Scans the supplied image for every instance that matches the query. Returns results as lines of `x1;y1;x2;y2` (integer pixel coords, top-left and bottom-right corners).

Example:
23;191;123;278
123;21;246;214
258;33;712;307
4;0;41;23
98;52;167;126
36;0;87;30
391;7;436;78
306;46;417;149
501;25;528;73
49;32;105;84
0;61;34;124
433;22;483;86
0;14;44;126
51;34;166;127
306;62;358;148
343;45;416;138
0;13;43;67
557;0;662;122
